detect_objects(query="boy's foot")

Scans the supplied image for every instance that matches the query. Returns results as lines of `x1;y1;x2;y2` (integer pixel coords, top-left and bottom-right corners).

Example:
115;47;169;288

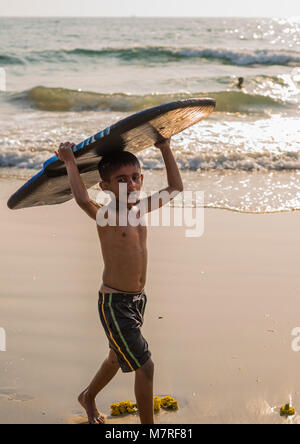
78;390;106;424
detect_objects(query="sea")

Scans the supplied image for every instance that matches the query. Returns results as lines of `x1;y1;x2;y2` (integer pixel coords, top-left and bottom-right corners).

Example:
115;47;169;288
0;16;299;213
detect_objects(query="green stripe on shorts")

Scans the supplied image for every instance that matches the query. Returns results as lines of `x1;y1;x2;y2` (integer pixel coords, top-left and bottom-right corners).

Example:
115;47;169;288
108;294;141;369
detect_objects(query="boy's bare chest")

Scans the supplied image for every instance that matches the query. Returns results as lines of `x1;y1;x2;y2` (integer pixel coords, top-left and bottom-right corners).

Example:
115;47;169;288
98;223;147;244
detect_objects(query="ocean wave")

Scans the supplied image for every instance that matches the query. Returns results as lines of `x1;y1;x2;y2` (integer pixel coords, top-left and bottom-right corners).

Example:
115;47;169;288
0;146;50;170
1;46;300;66
174;151;300;172
8;86;289;114
0;54;25;65
1;144;300;173
68;47;300;66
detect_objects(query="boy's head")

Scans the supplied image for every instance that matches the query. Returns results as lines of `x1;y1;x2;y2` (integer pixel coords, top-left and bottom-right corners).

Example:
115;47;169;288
98;151;143;203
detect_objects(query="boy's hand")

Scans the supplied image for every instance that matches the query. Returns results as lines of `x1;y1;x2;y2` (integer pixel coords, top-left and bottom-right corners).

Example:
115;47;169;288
55;142;76;163
154;137;171;150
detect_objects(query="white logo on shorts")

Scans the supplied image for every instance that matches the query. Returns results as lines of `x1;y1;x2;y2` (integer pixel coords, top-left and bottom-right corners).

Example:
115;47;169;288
133;295;143;302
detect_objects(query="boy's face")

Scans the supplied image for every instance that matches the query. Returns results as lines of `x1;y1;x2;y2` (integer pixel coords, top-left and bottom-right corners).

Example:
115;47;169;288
100;164;143;206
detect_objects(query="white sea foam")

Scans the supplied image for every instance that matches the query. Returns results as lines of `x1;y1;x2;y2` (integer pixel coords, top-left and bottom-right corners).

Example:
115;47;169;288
1;116;299;173
2;47;300;67
168;48;300;66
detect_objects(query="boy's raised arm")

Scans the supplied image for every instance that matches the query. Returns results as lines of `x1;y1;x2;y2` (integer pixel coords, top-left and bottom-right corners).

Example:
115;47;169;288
55;142;101;220
141;138;184;213
156;138;183;194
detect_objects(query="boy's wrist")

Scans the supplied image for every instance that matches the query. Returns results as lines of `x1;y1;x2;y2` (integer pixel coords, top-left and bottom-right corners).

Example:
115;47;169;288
159;145;171;151
64;157;76;167
157;144;171;152
155;138;171;151
159;145;172;155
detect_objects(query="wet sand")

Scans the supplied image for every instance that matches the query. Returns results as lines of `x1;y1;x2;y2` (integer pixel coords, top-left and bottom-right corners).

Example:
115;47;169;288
1;178;300;424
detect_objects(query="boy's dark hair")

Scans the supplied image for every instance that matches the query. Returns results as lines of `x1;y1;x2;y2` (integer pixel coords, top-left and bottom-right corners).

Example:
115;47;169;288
98;151;141;182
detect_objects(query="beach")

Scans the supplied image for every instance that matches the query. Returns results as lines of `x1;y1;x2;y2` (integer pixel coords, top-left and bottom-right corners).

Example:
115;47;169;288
1;178;300;424
1;16;299;424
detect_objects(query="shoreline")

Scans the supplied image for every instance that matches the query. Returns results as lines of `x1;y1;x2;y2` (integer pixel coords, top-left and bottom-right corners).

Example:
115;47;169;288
2;171;300;215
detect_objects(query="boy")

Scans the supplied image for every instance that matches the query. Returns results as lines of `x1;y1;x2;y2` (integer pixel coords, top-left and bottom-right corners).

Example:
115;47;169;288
55;138;183;424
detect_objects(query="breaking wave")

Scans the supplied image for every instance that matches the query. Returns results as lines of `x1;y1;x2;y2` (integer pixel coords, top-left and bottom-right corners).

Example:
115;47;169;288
1;46;300;66
7;86;289;114
1;144;300;173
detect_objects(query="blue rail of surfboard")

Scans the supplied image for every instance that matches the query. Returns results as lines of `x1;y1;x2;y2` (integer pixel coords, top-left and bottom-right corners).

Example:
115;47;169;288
9;126;111;201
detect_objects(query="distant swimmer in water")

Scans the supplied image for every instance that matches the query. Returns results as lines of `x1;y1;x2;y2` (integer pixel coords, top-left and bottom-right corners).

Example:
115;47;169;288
236;77;244;89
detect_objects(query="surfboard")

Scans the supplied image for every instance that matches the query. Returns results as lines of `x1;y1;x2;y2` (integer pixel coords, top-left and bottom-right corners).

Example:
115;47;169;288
7;98;216;210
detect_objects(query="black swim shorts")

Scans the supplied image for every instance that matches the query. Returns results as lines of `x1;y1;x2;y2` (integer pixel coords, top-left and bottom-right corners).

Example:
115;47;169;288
98;291;151;373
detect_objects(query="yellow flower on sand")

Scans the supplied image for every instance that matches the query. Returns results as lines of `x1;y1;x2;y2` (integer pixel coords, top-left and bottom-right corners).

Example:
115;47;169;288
153;396;161;411
110;400;138;416
110;403;120;416
110;396;179;416
160;396;179;411
280;404;295;417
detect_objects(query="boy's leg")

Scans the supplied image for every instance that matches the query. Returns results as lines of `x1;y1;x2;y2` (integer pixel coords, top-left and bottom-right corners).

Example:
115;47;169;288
135;358;154;424
78;348;120;424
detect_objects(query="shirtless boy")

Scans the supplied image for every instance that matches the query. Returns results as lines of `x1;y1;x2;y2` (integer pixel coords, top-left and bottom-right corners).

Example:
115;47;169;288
55;138;183;424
